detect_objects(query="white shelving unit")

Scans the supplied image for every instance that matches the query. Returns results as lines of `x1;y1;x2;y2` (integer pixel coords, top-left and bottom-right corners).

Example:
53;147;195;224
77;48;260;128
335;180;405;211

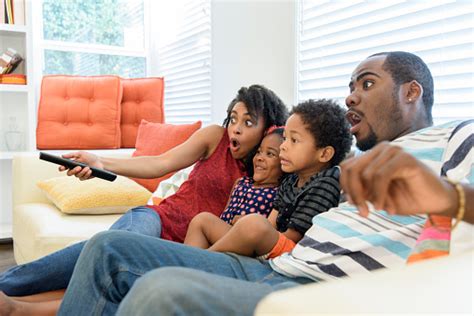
0;1;34;239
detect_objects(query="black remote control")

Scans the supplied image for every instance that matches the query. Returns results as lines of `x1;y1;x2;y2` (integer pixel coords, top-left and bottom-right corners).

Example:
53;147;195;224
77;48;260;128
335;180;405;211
39;152;117;182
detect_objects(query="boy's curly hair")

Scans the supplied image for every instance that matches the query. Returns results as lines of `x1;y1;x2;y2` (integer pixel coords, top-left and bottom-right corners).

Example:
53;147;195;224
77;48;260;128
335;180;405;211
223;85;289;175
290;99;352;167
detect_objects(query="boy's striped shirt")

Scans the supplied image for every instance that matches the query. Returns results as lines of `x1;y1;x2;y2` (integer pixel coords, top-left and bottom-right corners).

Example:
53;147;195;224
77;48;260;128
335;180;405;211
270;120;473;281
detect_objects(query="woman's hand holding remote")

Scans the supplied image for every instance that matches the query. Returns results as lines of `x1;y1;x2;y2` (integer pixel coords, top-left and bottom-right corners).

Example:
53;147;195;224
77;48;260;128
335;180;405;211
60;151;103;181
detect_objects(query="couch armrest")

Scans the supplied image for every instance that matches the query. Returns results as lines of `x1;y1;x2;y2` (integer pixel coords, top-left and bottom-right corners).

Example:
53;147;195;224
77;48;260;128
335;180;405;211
12;150;132;207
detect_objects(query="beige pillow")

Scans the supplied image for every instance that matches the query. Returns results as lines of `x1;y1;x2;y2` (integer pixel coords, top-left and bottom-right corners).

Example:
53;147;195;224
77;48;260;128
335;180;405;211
37;176;152;214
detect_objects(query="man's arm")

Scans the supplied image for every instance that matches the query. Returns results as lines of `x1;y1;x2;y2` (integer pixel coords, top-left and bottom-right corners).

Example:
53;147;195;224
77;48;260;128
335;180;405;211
340;142;474;224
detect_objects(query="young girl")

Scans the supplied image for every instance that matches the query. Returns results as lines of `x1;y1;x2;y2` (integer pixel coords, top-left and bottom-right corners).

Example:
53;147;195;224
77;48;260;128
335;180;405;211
0;85;288;313
184;127;285;248
207;99;352;259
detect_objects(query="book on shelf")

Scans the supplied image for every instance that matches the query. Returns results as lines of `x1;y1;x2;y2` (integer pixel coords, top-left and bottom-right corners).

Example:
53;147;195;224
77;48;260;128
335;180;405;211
0;73;26;84
13;0;25;25
1;0;25;25
1;0;5;24
5;0;13;24
0;47;23;74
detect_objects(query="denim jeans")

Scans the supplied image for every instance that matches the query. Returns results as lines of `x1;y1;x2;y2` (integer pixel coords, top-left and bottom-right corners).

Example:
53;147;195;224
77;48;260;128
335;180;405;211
58;230;313;316
0;206;162;296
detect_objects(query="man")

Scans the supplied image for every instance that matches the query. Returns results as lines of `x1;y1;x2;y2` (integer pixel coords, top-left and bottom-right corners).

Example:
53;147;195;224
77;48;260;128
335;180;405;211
57;52;473;315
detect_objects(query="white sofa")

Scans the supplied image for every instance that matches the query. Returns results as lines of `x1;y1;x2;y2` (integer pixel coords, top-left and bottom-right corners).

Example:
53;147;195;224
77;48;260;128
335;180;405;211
12;152;474;314
12;152;129;264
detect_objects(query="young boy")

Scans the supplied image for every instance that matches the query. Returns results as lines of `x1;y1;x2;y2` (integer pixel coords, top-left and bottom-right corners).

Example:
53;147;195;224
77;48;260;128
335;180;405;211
208;99;352;258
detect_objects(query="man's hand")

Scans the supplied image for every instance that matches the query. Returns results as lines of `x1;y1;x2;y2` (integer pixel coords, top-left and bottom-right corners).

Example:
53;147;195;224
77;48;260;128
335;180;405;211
340;142;458;218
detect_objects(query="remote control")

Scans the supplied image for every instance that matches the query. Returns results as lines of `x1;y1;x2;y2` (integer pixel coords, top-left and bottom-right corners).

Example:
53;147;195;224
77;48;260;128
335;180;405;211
39;152;117;182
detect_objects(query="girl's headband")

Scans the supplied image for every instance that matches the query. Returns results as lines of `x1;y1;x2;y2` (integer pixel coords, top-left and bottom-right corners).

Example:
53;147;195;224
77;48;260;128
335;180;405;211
265;125;285;136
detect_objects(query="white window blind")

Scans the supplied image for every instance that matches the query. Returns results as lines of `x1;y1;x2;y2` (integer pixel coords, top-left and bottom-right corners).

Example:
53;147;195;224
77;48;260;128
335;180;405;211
297;0;474;124
157;0;211;125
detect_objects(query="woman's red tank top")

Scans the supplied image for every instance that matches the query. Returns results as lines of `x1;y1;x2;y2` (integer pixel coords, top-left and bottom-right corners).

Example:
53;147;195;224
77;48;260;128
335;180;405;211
149;131;246;242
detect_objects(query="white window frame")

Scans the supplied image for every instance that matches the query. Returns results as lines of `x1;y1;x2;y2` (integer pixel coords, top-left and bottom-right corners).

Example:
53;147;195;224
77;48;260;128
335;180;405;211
32;0;151;84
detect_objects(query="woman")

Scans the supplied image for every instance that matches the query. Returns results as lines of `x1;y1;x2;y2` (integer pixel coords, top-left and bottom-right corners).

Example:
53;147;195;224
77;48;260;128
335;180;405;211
0;85;289;313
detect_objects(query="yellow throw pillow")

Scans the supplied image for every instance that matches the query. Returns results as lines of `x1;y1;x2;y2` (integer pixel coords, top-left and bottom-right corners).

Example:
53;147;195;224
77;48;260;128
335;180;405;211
37;176;152;214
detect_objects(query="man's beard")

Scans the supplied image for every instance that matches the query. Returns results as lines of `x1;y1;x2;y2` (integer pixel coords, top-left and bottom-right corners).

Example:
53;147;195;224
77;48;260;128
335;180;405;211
356;124;377;151
357;88;403;151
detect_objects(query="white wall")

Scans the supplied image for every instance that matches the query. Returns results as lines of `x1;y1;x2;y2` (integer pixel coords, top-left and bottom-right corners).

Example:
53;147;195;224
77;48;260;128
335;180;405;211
149;0;297;124
211;0;296;124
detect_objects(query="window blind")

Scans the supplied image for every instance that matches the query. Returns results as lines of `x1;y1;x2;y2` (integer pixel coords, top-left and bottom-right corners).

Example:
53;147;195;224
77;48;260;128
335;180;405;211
158;0;211;124
297;0;474;124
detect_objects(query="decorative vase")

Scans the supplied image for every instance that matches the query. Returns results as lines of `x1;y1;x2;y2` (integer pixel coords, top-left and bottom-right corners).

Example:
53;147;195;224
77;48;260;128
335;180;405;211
4;116;23;151
5;130;23;151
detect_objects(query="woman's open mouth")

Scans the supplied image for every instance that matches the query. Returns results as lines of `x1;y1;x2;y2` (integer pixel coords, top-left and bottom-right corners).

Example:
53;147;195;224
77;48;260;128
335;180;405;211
345;110;362;134
230;138;241;152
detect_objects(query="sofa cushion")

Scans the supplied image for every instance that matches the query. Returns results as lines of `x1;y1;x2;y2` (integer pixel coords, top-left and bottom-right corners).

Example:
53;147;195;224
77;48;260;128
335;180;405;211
132;120;202;192
36;75;123;149
37;176;151;214
13;203;121;264
121;77;165;148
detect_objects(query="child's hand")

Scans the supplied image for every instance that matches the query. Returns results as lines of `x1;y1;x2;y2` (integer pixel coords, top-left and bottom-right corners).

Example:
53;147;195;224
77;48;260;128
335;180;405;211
231;215;243;225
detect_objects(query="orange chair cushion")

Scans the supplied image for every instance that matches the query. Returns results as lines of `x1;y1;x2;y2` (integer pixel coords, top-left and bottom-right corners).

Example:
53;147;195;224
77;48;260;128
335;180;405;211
132;120;202;192
36;75;122;149
121;78;165;148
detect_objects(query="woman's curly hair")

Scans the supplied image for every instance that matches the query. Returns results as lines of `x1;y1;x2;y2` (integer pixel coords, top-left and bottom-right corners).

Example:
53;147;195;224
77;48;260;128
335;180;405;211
223;85;289;175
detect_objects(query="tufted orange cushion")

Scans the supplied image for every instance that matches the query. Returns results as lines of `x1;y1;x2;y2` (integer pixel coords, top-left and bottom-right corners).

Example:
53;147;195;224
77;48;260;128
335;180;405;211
132;120;202;192
36;75;123;149
121;78;165;148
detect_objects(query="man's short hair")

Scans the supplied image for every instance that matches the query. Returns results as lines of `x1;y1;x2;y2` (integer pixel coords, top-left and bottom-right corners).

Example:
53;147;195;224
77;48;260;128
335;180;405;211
370;51;434;124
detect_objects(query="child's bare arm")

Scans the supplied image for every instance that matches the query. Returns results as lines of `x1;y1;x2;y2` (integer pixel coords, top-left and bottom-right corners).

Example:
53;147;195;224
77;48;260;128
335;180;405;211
282;228;303;243
267;209;279;228
269;210;303;243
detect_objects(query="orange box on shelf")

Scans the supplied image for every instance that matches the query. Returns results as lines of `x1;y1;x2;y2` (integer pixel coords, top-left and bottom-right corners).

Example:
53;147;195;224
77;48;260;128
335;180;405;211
0;74;27;84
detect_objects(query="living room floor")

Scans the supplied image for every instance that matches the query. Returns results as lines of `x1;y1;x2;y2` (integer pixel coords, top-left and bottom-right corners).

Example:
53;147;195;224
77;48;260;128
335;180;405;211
0;241;16;273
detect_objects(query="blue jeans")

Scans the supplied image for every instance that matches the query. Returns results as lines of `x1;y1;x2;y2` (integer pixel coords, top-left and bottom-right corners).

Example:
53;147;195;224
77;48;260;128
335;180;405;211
58;231;313;316
0;206;161;296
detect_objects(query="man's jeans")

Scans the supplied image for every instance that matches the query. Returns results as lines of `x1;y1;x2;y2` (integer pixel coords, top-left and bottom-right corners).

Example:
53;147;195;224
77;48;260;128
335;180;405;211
0;206;162;296
58;231;313;316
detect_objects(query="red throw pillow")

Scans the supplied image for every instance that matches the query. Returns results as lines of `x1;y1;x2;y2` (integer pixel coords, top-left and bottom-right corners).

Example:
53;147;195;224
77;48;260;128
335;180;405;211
120;78;165;148
132;120;202;191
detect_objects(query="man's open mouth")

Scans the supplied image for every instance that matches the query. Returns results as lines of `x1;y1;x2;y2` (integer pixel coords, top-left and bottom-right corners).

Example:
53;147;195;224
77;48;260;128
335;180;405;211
345;111;362;126
345;110;362;133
